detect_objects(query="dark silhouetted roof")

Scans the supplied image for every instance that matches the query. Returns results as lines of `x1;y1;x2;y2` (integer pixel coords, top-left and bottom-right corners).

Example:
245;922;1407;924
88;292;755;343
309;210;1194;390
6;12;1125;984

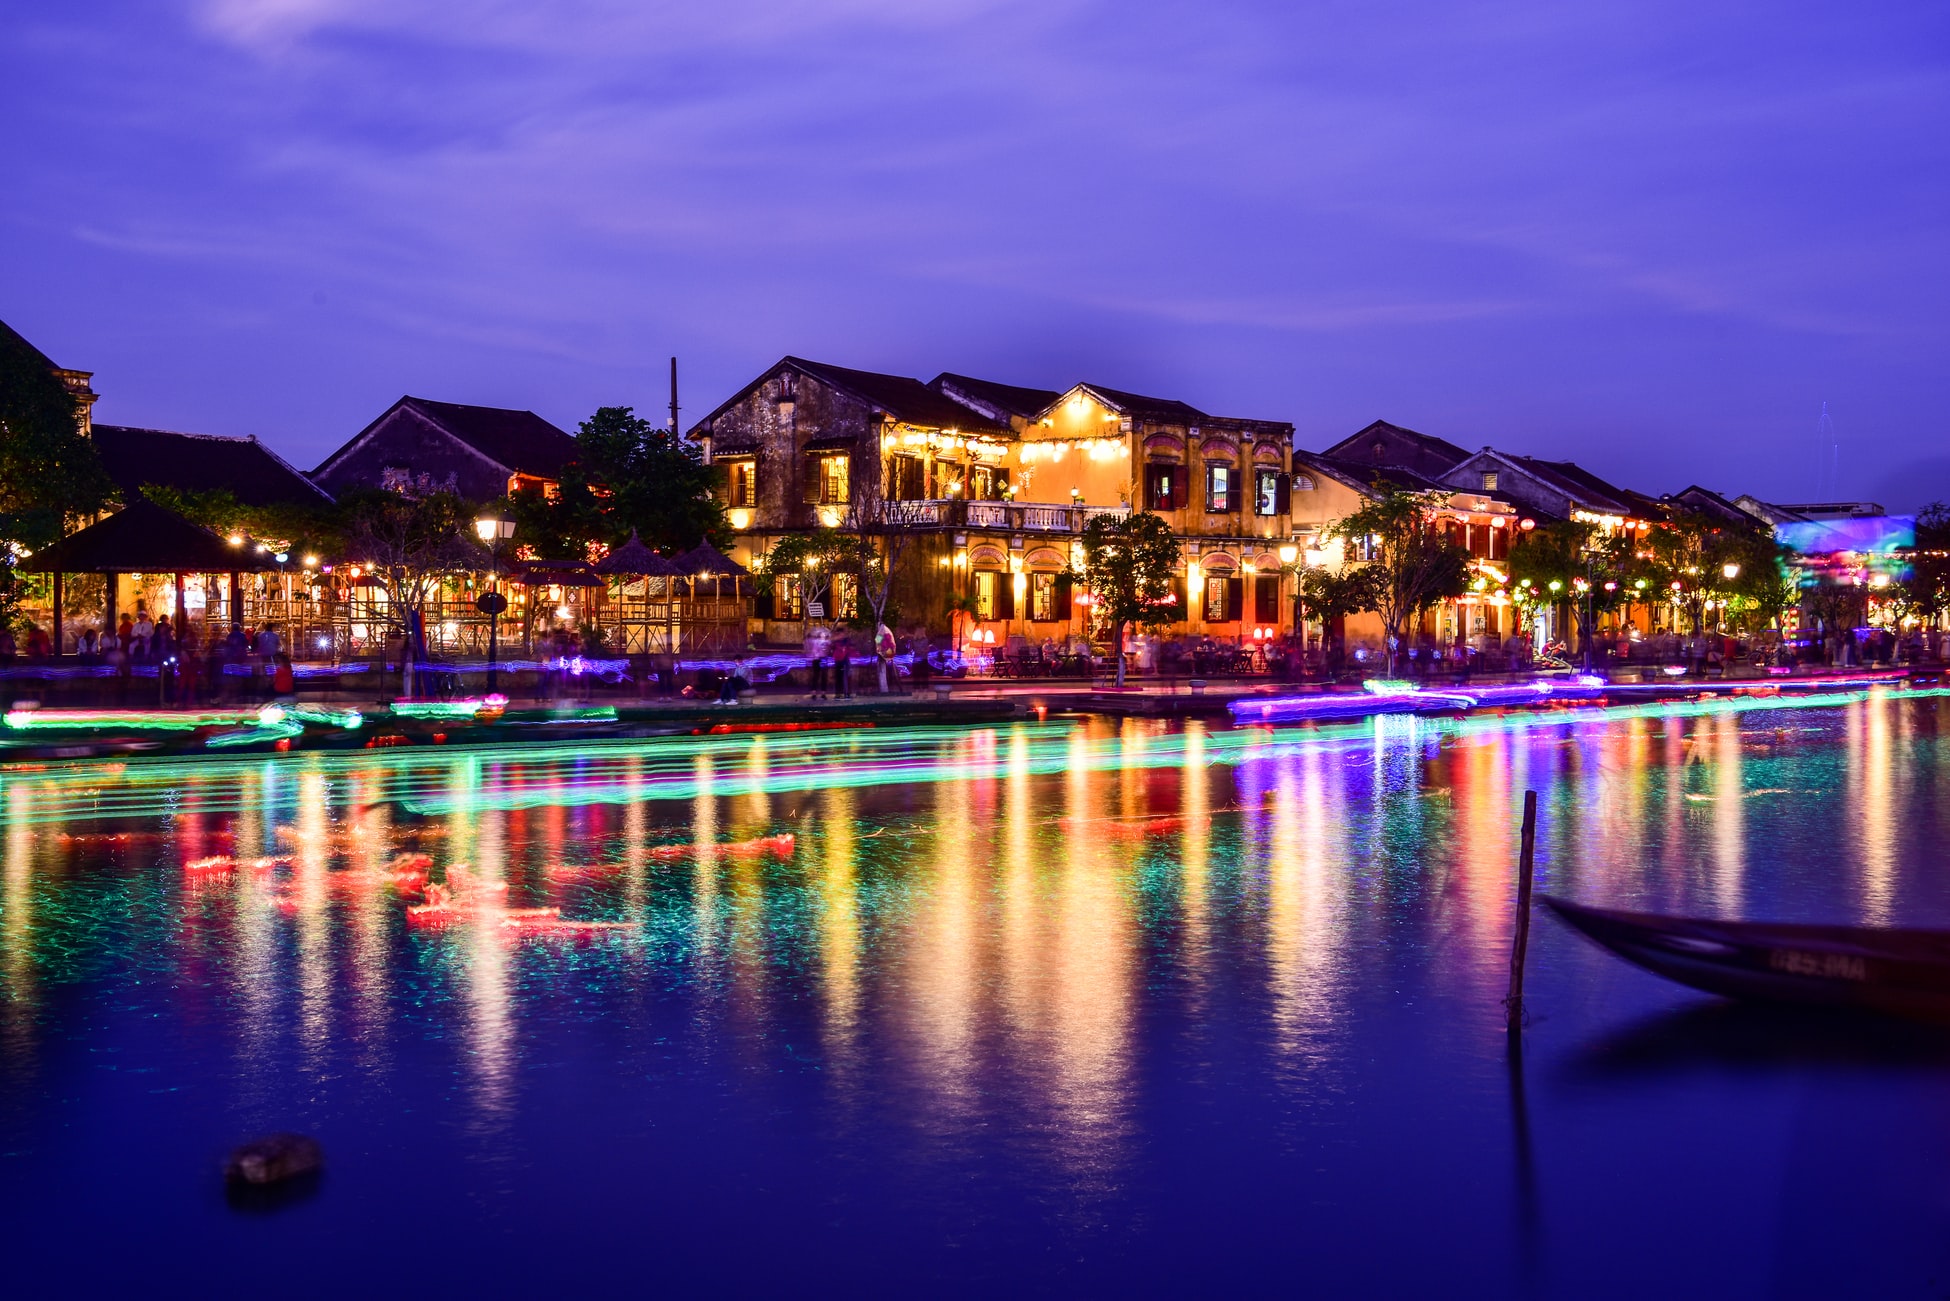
315;396;582;481
1510;456;1639;515
1321;419;1471;468
93;425;334;508
784;359;1008;434
0;317;59;371
19;498;287;574
930;372;1062;422
398;397;581;478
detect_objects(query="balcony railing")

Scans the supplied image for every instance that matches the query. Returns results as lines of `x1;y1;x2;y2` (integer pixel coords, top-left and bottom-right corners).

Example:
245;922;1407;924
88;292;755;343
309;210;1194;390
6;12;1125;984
905;500;1129;533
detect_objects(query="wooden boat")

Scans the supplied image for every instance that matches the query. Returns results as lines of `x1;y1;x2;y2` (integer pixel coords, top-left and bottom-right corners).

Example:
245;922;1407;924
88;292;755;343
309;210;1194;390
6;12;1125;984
1544;896;1950;1018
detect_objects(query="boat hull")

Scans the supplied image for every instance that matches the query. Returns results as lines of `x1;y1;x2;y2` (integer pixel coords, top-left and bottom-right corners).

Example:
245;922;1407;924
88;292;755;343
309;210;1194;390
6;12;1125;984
1543;897;1950;1019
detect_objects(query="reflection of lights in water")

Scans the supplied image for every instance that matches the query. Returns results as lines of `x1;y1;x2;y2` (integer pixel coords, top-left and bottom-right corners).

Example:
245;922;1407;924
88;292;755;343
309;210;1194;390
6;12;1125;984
5;688;1948;1187
463;798;515;1129
1709;712;1746;916
817;785;861;1084
1266;745;1341;1062
2;783;36;1071
909;753;980;1121
295;770;332;1068
1856;690;1895;924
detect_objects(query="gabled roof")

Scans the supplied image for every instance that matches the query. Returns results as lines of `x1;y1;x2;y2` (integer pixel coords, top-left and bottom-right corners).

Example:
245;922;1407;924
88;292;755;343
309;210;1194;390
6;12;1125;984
784;359;1008;434
1664;485;1753;526
929;372;1062;423
93;425;334;508
1512;456;1640;515
691;358;1009;439
315;396;581;480
18;498;286;575
1452;448;1639;518
1321;419;1470;468
1057;382;1208;426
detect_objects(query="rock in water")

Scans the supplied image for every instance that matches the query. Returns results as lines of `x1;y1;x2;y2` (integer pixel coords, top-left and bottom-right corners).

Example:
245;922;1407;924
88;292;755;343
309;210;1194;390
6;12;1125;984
225;1134;323;1186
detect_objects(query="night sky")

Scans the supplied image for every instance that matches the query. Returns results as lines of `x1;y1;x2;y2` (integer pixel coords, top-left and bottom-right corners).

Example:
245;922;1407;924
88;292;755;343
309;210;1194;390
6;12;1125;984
5;2;1945;508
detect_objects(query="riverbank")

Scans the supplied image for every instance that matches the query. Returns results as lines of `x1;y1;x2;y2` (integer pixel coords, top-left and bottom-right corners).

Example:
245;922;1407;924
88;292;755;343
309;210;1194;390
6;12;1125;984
0;667;1928;766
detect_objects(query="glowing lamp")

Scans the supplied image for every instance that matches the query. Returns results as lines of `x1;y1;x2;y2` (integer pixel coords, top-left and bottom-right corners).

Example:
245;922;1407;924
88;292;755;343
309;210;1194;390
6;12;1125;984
1721;562;1740;581
1277;543;1299;565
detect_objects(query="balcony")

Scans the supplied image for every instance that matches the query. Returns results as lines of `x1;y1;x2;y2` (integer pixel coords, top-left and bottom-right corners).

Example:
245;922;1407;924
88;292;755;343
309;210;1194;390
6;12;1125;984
955;501;1128;533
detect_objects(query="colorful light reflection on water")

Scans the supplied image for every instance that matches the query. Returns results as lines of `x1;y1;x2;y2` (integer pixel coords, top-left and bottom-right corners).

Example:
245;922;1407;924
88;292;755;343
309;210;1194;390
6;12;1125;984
2;690;1949;1296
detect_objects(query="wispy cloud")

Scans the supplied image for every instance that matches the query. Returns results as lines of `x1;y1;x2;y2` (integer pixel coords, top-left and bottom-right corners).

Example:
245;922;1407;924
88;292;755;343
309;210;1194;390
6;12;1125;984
3;0;1945;504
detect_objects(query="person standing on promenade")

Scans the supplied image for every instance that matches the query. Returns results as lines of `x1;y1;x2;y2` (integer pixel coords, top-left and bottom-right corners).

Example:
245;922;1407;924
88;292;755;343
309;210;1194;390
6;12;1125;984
834;635;853;698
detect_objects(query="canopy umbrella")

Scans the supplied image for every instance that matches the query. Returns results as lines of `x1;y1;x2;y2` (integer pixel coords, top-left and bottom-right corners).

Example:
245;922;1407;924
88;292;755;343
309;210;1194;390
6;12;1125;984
594;531;682;577
20;498;286;576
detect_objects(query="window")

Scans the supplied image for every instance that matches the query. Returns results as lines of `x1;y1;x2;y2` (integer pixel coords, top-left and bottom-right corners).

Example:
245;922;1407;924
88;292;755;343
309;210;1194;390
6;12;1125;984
1206;464;1234;512
1294;474;1315;492
726;459;757;507
975;571;997;622
778;575;804;622
888;454;926;501
1254;573;1281;622
1204;573;1231;621
1481;471;1498;492
1031;572;1056;622
970;463;1010;500
1255;468;1281;516
834;573;858;621
819;454;850;504
1146;462;1181;511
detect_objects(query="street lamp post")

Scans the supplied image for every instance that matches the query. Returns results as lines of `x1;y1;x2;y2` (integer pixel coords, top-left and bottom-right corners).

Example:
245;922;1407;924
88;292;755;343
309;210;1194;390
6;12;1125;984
475;509;516;692
1277;542;1301;674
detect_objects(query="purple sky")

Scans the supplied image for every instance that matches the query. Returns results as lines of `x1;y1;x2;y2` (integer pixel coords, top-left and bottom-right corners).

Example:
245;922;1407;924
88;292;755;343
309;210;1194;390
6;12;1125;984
5;1;1946;508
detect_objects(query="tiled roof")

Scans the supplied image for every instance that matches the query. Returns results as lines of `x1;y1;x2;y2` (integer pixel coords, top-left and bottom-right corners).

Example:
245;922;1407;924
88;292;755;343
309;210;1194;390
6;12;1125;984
19;498;287;574
784;359;1008;434
1321;419;1470;468
929;372;1063;422
1509;456;1639;515
93;425;334;508
1072;383;1208;425
394;397;582;479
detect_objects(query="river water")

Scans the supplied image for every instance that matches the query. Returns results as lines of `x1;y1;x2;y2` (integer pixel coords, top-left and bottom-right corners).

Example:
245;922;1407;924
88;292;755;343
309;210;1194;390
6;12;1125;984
2;690;1948;1296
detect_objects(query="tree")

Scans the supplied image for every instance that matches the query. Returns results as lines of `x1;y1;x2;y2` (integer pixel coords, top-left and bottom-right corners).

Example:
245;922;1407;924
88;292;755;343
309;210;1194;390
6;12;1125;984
1330;489;1471;676
754;527;855;627
0;332;116;630
138;484;331;559
1897;501;1950;629
844;466;936;692
1079;511;1179;687
327;490;481;696
574;406;730;553
1293;565;1379;645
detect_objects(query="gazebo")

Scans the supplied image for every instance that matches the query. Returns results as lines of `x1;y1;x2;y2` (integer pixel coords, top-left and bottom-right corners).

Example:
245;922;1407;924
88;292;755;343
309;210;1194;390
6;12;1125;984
19;498;285;656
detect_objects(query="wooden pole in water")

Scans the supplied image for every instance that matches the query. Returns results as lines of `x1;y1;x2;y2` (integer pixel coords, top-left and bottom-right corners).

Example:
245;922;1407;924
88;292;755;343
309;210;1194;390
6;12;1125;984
1506;789;1539;1034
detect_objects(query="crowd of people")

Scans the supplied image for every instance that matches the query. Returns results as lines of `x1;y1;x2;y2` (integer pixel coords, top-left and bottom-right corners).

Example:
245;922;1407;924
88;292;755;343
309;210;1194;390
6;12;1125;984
0;605;297;704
